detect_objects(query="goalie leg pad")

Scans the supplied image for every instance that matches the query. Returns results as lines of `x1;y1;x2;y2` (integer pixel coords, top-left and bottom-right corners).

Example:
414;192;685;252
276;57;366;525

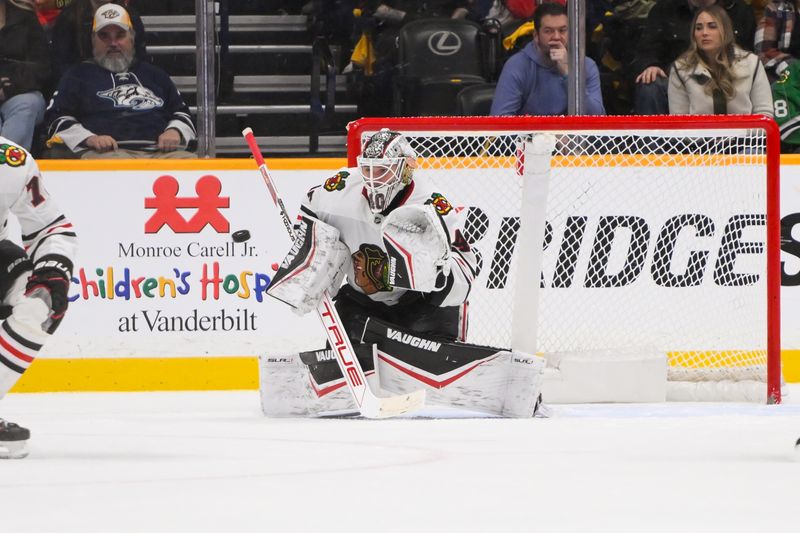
259;351;360;417
500;353;546;418
381;204;450;292
259;346;406;418
363;318;545;418
267;216;349;315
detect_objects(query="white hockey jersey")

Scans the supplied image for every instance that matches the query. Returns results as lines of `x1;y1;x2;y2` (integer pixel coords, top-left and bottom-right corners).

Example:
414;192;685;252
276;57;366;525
299;167;478;307
0;137;77;265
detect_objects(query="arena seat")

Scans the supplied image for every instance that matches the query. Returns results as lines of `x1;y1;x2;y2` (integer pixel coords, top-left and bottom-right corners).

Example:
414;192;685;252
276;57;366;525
456;83;496;116
393;18;490;116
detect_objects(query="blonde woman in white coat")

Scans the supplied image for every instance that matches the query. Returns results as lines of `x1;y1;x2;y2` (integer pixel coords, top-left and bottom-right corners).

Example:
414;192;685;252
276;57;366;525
668;4;773;117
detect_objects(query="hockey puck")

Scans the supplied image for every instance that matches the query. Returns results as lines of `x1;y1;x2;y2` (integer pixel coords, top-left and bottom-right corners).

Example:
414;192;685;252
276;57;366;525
231;230;251;243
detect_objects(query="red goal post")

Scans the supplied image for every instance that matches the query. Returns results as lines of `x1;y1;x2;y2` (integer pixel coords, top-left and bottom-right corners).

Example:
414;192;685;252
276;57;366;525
347;115;781;403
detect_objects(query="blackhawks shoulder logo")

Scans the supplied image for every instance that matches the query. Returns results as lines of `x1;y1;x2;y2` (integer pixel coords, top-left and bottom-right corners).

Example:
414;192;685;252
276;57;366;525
324;171;349;191
0;144;26;167
426;192;452;215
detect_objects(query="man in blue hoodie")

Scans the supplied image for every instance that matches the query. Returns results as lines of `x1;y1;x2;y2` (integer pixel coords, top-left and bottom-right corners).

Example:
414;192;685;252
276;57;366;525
490;2;605;116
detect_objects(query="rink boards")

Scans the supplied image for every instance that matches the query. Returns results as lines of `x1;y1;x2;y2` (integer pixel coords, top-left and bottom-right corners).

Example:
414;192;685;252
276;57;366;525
8;156;800;391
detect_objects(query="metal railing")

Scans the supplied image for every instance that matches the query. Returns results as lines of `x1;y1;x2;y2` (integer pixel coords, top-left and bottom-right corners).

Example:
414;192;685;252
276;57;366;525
195;0;215;157
310;36;338;153
142;14;307;33
148;44;315;55
173;75;348;94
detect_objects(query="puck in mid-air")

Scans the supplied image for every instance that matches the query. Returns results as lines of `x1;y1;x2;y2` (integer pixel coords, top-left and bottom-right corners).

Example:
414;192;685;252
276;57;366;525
232;230;251;243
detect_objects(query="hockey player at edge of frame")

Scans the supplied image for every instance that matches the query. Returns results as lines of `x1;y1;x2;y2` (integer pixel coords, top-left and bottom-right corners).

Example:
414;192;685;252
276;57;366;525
261;129;546;418
0;137;78;458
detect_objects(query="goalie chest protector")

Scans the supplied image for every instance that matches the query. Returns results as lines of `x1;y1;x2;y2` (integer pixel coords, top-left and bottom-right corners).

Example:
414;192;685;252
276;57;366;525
302;168;460;304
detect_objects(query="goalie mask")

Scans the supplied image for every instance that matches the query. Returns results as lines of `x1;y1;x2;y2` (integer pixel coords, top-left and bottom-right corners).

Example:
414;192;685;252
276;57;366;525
357;129;417;213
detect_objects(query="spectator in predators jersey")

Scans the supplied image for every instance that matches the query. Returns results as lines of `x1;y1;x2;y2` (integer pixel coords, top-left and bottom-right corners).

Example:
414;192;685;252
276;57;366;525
45;3;195;158
0;0;50;150
49;0;147;87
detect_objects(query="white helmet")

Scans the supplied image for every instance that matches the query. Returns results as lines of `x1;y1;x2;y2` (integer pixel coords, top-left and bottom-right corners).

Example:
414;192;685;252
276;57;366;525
357;129;417;213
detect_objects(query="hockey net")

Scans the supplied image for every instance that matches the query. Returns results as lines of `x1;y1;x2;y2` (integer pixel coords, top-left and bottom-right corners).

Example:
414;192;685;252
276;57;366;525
347;116;782;403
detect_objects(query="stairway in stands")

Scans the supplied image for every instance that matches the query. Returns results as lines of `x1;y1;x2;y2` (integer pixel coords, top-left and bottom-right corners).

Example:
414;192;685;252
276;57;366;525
143;8;357;157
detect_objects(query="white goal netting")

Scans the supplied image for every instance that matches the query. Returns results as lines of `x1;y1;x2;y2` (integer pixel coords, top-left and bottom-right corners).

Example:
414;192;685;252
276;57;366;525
349;117;781;402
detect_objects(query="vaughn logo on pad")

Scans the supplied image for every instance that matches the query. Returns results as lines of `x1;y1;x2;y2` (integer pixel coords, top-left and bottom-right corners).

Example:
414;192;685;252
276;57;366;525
386;328;442;352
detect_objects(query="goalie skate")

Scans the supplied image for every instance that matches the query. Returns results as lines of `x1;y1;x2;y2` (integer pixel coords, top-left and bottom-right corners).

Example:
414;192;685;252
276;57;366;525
0;418;30;459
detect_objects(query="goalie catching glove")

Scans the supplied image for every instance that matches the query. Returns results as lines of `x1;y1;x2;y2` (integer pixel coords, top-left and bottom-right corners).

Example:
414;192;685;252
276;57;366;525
380;204;450;292
267;216;349;315
25;255;73;334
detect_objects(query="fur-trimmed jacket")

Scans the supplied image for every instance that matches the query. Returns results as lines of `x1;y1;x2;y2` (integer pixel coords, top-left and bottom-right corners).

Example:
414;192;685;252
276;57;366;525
668;47;774;117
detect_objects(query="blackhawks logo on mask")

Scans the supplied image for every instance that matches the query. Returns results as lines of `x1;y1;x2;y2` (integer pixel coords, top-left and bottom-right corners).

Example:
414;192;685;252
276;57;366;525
426;192;452;215
0;144;26;167
324;171;349;191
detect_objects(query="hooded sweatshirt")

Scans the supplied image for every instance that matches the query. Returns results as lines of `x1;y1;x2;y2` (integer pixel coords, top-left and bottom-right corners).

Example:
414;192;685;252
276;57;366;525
490;41;605;116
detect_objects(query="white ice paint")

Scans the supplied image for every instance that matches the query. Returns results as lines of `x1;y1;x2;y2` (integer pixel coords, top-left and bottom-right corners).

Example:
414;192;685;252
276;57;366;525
2;387;800;532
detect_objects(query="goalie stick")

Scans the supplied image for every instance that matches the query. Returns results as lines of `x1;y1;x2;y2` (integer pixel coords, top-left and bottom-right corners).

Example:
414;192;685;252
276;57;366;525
242;127;425;418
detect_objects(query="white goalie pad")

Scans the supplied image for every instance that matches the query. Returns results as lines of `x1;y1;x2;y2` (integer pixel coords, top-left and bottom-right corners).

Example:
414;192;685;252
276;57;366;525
267;216;349;315
375;348;545;418
381;204;450;292
258;348;545;418
259;318;547;419
359;317;545;417
0;438;28;460
259;353;357;417
259;350;390;417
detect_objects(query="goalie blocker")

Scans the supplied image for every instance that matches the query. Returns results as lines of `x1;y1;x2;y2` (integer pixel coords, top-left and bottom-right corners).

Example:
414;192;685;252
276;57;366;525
266;216;349;315
259;318;545;418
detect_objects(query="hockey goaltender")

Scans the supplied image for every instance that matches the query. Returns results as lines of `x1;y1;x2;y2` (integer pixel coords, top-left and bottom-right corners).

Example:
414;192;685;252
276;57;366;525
260;129;545;418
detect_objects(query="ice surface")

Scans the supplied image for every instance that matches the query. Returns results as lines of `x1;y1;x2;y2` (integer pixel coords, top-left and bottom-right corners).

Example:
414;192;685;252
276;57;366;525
2;387;800;533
